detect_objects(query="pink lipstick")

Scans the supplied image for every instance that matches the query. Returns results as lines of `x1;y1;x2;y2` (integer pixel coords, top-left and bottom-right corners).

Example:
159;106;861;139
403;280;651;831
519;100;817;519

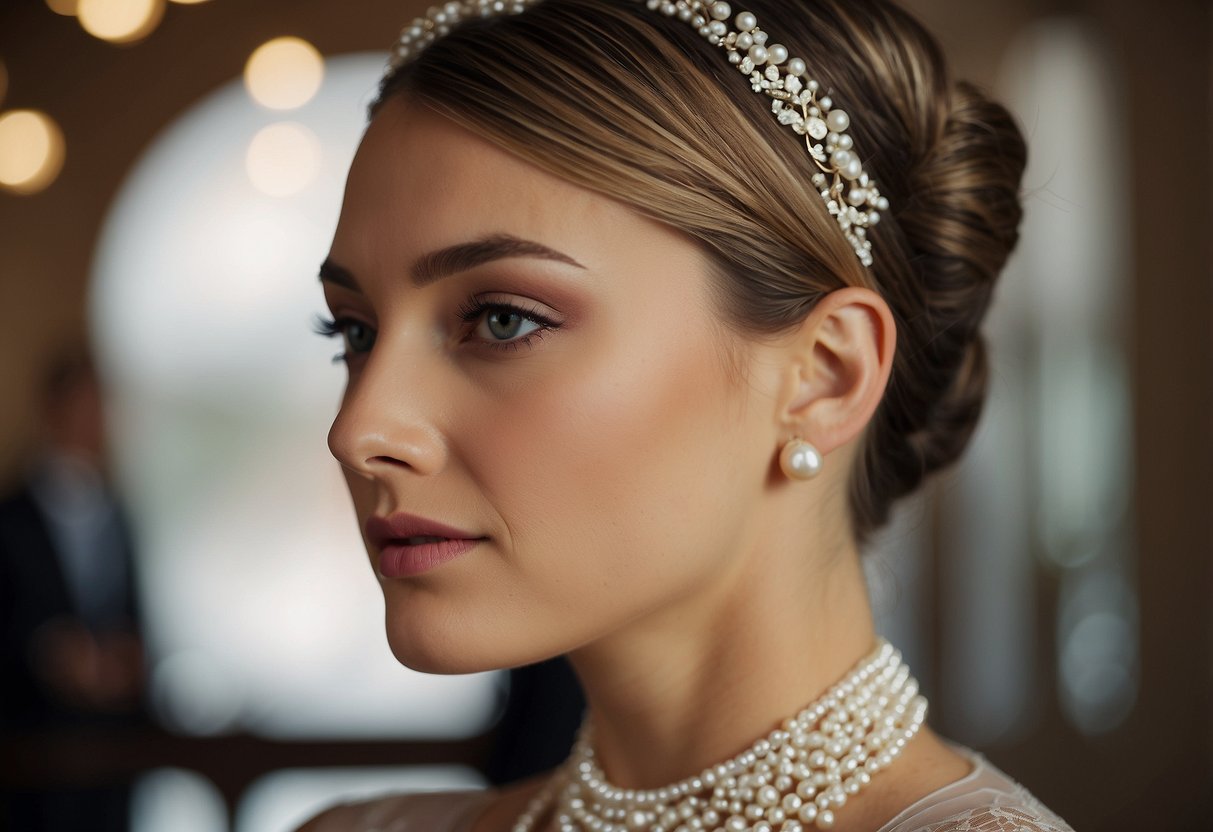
365;513;485;578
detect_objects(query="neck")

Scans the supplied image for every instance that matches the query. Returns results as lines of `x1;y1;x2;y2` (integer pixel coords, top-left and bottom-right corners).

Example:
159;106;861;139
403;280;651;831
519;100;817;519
566;533;876;790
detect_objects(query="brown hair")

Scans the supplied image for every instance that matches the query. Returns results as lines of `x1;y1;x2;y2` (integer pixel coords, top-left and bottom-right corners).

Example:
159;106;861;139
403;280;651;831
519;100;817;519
371;0;1028;548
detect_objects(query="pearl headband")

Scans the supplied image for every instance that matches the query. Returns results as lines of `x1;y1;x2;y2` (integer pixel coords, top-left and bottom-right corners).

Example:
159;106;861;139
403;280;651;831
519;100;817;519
388;0;888;268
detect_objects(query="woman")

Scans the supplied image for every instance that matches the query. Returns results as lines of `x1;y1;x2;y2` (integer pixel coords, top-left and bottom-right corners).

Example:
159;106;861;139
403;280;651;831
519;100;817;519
302;0;1073;829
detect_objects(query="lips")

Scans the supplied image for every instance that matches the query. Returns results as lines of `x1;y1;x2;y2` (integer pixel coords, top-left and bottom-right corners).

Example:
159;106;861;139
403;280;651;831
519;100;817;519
365;513;486;578
365;512;484;551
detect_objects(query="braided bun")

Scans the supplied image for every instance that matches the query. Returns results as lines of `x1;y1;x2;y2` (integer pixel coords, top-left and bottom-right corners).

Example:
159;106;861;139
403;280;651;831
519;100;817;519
853;78;1028;544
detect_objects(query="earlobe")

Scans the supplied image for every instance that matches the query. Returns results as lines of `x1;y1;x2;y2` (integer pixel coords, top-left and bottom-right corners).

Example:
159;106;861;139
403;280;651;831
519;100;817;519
775;287;896;457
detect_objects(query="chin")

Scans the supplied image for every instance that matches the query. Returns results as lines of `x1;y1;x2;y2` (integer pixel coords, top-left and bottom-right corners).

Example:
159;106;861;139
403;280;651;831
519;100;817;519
386;632;481;675
382;605;557;676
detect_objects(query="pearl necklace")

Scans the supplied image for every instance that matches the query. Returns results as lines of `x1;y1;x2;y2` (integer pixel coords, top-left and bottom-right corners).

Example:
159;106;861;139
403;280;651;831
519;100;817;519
511;639;927;832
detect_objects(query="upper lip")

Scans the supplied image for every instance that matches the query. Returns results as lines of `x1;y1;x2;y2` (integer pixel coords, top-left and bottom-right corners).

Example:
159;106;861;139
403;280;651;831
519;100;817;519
365;512;483;549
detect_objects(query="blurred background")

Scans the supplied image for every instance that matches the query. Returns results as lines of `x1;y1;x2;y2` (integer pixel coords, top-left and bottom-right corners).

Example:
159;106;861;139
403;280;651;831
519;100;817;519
0;0;1208;830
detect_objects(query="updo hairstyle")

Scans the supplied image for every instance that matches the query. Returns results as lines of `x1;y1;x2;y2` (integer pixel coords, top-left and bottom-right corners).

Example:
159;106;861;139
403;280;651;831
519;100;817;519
370;0;1028;547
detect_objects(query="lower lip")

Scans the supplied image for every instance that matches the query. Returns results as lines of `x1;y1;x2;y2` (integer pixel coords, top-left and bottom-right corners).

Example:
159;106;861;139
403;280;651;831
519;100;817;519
378;538;483;578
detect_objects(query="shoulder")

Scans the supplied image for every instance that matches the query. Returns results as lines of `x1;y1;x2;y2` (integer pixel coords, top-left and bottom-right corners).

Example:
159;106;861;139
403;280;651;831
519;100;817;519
880;744;1075;832
292;774;552;832
293;789;494;832
917;805;1075;832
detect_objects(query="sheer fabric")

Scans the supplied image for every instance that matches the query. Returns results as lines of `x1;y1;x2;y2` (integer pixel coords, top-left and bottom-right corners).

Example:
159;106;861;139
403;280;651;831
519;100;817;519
877;744;1074;832
305;744;1074;832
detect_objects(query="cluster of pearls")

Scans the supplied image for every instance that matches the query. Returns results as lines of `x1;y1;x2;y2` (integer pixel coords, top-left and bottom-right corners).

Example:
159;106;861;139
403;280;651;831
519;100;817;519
640;0;887;267
387;0;537;69
511;639;928;832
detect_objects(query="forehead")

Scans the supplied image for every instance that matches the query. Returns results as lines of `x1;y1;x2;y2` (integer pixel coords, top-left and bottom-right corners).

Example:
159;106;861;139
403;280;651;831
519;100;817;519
332;96;659;271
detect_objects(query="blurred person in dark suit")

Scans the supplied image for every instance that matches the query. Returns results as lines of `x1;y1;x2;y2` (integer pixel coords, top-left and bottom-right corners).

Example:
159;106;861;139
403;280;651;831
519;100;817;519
0;343;148;832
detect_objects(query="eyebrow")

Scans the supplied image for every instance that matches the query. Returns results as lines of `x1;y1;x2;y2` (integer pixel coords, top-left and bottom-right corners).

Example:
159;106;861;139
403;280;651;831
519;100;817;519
318;259;360;290
318;233;587;291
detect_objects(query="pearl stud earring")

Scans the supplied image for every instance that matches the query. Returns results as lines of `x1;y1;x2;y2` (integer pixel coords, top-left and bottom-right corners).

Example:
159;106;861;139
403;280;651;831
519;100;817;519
780;436;823;480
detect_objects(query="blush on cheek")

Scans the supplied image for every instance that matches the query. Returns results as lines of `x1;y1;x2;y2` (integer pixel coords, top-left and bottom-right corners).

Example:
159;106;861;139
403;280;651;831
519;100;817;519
469;309;745;609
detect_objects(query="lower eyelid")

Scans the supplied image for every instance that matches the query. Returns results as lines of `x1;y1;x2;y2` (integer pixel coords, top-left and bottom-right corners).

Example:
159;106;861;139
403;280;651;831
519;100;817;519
480;328;552;353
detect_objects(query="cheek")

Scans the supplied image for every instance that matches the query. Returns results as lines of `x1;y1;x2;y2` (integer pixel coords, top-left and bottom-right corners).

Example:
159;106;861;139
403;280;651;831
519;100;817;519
460;312;756;612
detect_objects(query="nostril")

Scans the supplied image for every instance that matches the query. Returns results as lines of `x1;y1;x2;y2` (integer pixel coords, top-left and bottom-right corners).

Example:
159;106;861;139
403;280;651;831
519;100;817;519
368;454;412;469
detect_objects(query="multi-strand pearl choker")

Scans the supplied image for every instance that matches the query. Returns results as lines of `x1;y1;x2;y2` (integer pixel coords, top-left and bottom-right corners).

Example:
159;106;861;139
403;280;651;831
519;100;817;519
511;639;928;832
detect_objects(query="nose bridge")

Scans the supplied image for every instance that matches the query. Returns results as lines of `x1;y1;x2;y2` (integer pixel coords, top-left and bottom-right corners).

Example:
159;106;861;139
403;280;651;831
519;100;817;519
327;342;447;477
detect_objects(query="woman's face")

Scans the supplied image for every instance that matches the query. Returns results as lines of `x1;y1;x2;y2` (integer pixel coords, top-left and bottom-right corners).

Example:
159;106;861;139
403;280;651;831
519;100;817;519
323;98;781;674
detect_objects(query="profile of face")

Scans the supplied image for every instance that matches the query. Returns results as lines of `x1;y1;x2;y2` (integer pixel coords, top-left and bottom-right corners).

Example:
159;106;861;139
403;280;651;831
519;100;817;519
323;97;808;675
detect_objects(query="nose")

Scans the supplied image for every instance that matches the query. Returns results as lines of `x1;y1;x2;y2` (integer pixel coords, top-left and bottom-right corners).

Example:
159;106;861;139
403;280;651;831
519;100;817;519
326;352;447;479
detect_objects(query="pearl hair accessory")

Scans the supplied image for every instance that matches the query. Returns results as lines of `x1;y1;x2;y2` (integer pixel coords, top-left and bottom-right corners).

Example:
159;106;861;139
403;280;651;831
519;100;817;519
386;1;889;269
780;437;823;480
387;0;534;69
639;1;887;269
510;639;928;832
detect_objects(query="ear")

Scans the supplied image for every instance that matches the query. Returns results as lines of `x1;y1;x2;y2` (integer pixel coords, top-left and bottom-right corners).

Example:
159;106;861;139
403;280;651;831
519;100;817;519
774;287;896;455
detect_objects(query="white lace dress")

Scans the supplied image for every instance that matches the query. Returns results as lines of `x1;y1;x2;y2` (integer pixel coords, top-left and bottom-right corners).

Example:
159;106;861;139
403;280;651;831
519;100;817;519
302;744;1075;832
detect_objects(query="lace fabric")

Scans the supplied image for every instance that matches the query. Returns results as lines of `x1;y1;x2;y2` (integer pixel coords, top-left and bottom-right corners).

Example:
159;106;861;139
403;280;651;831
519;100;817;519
920;807;1073;832
879;743;1075;832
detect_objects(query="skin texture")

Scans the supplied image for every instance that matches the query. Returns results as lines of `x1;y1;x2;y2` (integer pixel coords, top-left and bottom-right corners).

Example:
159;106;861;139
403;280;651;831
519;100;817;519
319;97;971;831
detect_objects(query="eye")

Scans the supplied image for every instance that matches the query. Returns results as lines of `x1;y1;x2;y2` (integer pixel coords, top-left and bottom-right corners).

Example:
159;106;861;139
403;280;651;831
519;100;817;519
479;307;541;342
337;320;376;353
457;295;562;352
312;315;377;363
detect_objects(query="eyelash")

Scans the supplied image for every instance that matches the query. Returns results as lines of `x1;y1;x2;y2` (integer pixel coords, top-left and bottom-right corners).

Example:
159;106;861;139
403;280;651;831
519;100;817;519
456;295;562;352
312;294;562;364
311;316;369;365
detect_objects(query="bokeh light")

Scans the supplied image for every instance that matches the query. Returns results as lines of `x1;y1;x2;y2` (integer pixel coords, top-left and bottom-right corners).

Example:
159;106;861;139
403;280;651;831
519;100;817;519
244;37;325;110
0;109;66;195
45;0;81;15
245;122;322;197
77;0;165;45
